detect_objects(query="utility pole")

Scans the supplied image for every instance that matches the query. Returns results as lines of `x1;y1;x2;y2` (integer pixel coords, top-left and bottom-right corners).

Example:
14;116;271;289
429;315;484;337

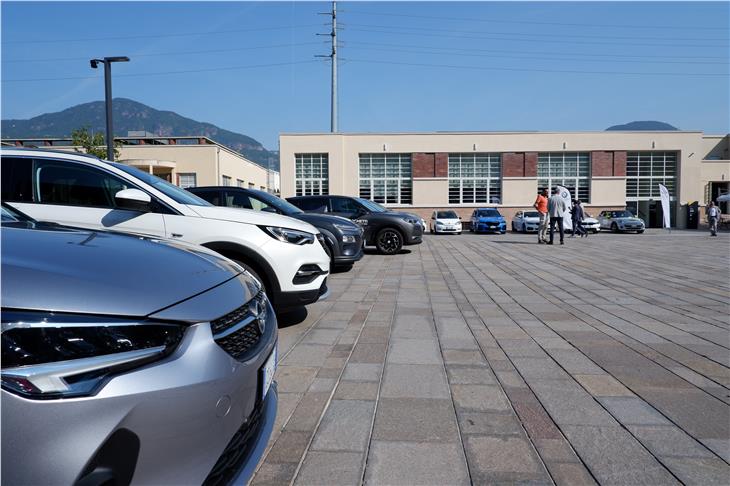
317;1;338;133
90;56;130;161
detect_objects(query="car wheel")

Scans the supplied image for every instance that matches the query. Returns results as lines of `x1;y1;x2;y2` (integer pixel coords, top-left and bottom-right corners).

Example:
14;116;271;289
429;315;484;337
376;228;403;255
611;223;619;233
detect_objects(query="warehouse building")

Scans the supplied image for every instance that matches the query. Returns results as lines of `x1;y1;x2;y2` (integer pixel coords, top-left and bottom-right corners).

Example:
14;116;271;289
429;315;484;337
3;133;279;193
279;131;729;229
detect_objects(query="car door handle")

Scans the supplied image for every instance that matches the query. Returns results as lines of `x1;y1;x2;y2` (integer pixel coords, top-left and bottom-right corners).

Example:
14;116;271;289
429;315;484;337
171;233;183;238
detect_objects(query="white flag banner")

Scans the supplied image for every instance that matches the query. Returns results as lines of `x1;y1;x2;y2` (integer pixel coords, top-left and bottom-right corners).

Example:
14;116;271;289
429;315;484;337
556;185;573;231
659;183;671;229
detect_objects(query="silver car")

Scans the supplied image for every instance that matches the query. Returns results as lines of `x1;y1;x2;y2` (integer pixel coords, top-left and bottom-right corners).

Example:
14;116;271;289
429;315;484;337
597;209;646;233
1;204;278;485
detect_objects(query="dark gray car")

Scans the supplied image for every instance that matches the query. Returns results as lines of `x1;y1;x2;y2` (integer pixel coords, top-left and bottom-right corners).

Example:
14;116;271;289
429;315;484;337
1;204;278;485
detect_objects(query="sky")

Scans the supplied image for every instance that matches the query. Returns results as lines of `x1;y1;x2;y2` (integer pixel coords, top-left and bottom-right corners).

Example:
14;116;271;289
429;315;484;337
2;1;728;150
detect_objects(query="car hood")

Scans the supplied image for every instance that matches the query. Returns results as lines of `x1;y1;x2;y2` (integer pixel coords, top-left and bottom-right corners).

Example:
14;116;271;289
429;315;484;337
1;224;247;317
582;217;599;224
615;217;644;224
475;216;504;222
296;212;360;230
187;205;319;234
435;218;461;224
521;217;540;223
385;210;421;221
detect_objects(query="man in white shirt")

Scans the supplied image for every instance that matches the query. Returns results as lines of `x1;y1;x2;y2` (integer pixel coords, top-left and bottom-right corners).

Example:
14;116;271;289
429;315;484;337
707;201;721;237
548;187;568;245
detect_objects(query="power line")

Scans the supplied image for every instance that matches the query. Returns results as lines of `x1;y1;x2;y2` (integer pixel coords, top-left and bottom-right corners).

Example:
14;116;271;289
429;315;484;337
1;60;320;83
2;42;325;63
343;8;730;31
344;58;729;77
346;24;729;49
343;43;729;66
345;40;729;61
2;24;321;44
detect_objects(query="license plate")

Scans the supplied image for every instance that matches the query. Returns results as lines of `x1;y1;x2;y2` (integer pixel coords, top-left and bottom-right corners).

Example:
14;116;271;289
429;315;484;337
261;346;277;400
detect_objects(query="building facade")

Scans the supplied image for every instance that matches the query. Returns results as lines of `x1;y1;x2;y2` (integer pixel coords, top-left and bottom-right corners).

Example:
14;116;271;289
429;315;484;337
280;131;730;229
3;135;279;193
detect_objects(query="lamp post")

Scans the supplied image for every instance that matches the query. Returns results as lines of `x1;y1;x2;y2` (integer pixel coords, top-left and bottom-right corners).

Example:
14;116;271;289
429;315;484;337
90;56;129;161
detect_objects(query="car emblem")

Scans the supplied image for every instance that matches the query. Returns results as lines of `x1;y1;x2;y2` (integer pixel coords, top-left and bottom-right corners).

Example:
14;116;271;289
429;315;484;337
250;298;266;334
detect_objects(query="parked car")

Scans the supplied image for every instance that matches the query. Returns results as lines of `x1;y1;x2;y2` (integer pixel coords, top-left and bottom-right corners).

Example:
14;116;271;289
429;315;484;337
512;210;541;233
581;214;601;233
1;203;278;485
470;208;507;234
597;210;645;233
430;210;462;234
188;186;363;269
287;195;423;255
0;148;330;312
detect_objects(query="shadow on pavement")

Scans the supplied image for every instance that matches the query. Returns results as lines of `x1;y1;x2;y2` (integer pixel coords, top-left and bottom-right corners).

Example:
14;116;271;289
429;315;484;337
363;248;412;255
276;306;308;328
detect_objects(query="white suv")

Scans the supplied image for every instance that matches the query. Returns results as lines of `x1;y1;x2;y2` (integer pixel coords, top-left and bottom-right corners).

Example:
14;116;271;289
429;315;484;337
1;148;330;311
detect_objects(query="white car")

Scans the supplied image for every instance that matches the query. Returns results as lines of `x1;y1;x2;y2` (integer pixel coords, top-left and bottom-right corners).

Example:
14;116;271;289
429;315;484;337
429;210;462;234
1;148;330;311
512;210;541;232
581;214;601;233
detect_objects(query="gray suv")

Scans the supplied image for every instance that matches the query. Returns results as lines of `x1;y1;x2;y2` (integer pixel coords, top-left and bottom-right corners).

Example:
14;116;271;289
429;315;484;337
1;204;278;485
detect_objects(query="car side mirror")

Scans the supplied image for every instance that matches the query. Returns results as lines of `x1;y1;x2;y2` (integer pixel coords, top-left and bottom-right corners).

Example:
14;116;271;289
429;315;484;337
115;188;151;212
261;206;278;213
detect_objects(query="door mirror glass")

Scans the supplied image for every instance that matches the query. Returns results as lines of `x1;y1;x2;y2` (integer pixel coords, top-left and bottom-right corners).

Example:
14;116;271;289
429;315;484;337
115;188;151;212
261;206;278;213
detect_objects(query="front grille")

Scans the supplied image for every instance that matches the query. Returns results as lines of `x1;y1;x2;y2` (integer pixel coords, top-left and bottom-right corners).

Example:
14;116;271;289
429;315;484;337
211;292;265;361
202;399;265;486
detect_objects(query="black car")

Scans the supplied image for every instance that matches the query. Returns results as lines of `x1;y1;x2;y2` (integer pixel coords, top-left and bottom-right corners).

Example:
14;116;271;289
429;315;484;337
188;187;364;268
286;195;423;255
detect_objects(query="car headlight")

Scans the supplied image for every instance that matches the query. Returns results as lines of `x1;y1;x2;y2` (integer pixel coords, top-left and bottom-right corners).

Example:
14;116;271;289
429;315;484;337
1;311;184;399
260;226;315;245
403;217;420;225
342;235;357;243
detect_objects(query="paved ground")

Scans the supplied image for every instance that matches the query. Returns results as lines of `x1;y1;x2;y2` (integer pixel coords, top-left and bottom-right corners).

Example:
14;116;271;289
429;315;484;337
252;229;730;485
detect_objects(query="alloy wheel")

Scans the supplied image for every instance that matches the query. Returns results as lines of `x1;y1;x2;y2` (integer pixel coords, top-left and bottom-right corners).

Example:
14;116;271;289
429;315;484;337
377;229;403;255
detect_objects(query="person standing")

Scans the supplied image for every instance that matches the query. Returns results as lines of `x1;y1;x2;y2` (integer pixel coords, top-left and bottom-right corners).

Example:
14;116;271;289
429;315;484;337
707;201;721;237
571;200;587;238
534;188;549;244
548;187;567;245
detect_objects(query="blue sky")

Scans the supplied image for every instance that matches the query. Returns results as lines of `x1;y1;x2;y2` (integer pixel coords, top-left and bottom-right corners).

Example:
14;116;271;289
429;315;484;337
2;1;728;149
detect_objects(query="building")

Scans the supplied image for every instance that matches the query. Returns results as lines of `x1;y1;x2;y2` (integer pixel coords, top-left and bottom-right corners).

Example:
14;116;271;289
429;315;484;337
280;131;730;229
3;134;279;192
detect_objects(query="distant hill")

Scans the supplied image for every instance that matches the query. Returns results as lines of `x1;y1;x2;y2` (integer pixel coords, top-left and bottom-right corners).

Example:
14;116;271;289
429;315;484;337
1;98;278;170
606;121;679;131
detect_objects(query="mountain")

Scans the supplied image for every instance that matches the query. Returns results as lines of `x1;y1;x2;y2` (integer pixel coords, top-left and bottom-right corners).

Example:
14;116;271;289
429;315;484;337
1;98;278;170
606;121;679;131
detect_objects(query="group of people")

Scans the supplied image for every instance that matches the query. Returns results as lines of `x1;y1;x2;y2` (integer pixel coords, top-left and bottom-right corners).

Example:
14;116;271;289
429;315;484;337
533;187;587;245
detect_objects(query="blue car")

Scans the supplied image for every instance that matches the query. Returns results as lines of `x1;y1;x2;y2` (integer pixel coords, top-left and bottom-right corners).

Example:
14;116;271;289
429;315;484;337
470;208;507;234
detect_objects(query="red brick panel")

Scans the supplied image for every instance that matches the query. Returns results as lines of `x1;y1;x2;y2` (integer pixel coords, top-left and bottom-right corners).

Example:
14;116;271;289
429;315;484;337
525;152;538;177
412;153;435;178
502;152;525;177
613;151;627;177
591;151;614;177
435;153;449;177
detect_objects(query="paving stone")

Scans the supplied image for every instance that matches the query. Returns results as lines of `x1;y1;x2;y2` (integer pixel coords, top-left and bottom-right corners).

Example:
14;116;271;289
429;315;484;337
626;424;714;458
661;457;730;485
251;462;298;485
358;326;390;343
446;365;496;385
506;388;563;440
442;349;487;365
464;436;548;482
307;378;336;393
365;441;470;485
333;381;380;401
598;397;671;425
342;363;381;382
275;367;319;394
349;342;387;364
265;430;312;464
529;380;616;426
380;364;450;398
544;462;598;486
310;400;375;452
302;329;342;345
533;438;582;463
562;425;679;485
285;392;331;432
457;411;524;436
280;344;332;367
574;374;634;397
294;451;363;486
372;398;460;442
451;384;511;412
388;338;443;364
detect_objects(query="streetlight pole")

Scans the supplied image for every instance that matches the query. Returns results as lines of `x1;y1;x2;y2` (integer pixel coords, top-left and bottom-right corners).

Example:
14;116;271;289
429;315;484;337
90;56;129;161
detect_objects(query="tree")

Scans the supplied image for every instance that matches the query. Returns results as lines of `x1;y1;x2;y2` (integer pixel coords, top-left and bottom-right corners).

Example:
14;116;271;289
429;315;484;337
71;126;121;160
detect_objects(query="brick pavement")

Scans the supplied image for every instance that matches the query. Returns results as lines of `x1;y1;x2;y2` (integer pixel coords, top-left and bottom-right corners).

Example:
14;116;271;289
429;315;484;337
251;229;730;485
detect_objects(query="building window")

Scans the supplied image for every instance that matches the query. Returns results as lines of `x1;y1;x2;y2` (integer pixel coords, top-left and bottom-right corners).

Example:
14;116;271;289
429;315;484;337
295;153;329;196
626;152;677;199
537;152;590;202
222;175;232;186
178;173;197;188
448;153;502;204
237;179;245;187
359;153;412;204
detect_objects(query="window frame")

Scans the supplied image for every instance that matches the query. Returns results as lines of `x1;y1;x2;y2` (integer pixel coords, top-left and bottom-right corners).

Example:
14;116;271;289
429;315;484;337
358;153;412;205
295;153;329;196
447;153;502;205
537;152;591;203
626;151;677;201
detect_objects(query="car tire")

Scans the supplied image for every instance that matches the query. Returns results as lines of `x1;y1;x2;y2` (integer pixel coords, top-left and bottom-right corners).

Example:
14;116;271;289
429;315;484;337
376;228;403;255
511;222;516;232
500;230;506;234
611;223;619;233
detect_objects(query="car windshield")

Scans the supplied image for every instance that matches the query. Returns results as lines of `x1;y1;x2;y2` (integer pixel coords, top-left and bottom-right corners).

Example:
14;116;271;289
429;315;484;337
1;203;33;223
610;211;633;218
110;163;212;207
524;211;540;218
249;189;303;215
356;198;387;212
476;209;500;217
437;211;458;219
